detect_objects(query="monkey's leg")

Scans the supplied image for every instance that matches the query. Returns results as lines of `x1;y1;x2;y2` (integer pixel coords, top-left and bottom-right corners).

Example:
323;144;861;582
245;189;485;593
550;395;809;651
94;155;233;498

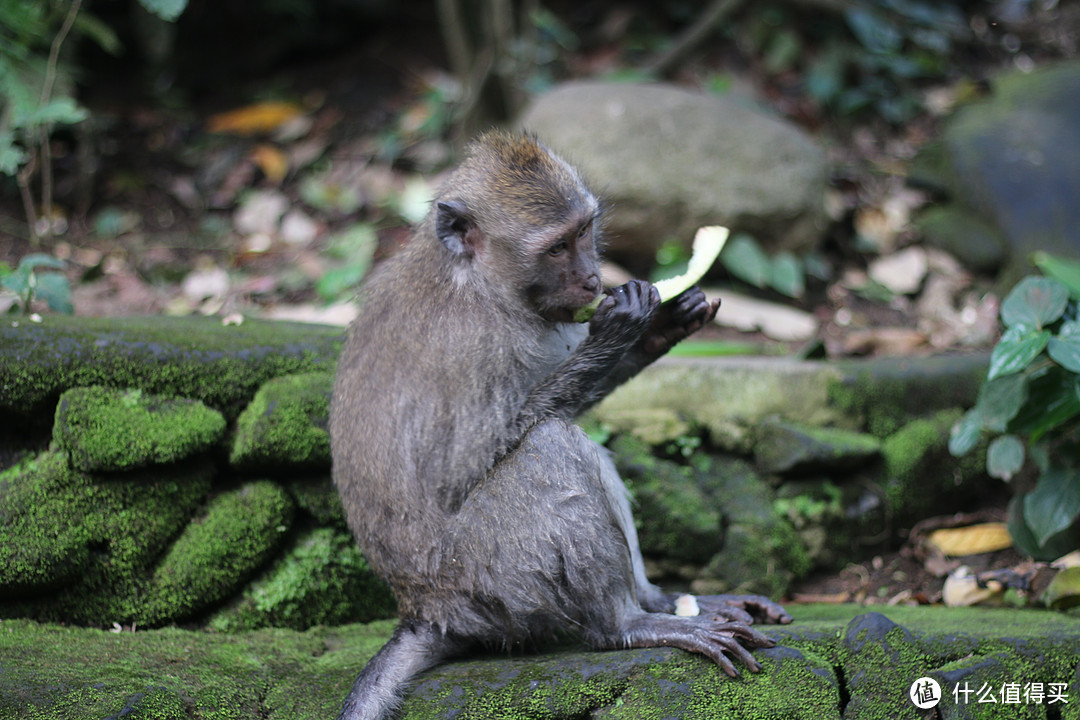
447;419;774;677
337;621;463;720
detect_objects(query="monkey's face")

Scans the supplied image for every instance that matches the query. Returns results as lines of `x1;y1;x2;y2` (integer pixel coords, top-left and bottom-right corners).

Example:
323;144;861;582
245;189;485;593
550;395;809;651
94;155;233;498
524;215;603;323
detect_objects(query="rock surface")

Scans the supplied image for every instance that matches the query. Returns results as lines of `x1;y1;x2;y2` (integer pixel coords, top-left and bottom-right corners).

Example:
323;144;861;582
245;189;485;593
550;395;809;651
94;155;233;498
0;316;994;626
913;61;1080;281
3;605;1077;719
519;81;828;266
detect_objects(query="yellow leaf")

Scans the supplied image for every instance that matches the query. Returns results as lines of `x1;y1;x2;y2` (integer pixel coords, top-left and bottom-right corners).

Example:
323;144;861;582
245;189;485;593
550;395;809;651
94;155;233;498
928;523;1013;557
251;144;289;184
208;101;304;135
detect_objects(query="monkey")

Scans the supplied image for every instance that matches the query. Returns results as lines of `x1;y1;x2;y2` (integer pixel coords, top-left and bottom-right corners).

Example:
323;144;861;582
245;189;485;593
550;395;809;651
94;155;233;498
329;131;791;720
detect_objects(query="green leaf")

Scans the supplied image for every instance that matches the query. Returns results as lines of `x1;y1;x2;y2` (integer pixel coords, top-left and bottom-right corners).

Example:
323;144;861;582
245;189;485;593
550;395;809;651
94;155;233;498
988;324;1050;380
1048;320;1080;373
17;254;66;272
1000;276;1069;330
34;272;72;314
1023;466;1080;548
844;7;902;53
1008;368;1080;441
1033;251;1080;300
18;97;87;129
137;0;188;22
0;268;29;295
948;408;982;457
987;435;1025;481
0;131;28;175
316;264;366;302
721;234;770;288
72;12;123;55
769;252;805;298
973;372;1028;432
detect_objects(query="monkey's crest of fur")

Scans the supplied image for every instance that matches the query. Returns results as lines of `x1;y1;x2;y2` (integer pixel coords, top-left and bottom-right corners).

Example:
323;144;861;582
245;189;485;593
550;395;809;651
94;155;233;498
441;131;595;240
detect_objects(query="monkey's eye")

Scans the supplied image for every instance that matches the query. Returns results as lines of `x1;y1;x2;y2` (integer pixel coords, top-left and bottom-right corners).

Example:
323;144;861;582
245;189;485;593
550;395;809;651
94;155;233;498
577;221;592;239
547;241;568;256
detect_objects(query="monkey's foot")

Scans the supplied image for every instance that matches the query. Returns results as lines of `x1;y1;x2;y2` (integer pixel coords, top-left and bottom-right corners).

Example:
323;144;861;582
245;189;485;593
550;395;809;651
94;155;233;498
616;612;774;678
695;594;792;626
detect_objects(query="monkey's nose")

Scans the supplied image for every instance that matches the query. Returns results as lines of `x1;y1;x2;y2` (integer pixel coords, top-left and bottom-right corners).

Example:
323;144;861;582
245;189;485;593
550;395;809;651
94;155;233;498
583;275;602;296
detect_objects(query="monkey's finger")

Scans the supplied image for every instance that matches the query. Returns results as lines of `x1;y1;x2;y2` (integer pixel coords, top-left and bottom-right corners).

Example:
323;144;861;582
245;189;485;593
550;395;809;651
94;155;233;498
709;620;775;648
716;594;793;625
707;606;755;625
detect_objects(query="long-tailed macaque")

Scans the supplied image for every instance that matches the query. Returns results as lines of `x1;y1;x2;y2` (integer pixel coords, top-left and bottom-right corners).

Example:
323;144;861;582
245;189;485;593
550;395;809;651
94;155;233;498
330;131;790;720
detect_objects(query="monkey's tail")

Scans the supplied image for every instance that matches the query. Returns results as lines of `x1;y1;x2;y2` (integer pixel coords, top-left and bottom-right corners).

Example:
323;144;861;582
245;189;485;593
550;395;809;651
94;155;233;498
336;620;460;720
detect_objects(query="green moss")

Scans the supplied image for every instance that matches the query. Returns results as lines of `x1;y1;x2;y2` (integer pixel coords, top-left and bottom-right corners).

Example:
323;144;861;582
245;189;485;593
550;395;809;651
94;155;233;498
287;476;348;527
754;418;881;475
0;315;342;426
610;435;721;564
0;618;384;720
3;606;1079;719
0;453;91;595
701;520;809;597
0;451;211;621
143;481;295;625
209;527;396;632
54;386;226;472
880;408;986;521
829;355;987;439
229;372;333;470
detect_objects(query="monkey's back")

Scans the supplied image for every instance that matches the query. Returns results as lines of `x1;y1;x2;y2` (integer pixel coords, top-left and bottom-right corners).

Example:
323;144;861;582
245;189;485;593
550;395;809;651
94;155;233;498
329;238;561;605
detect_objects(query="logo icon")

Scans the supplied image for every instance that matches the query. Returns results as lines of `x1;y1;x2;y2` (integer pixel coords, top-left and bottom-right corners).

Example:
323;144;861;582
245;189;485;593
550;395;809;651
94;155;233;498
910;677;942;709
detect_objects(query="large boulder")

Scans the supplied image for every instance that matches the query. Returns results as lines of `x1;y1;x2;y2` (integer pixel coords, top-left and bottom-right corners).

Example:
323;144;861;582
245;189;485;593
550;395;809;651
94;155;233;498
912;61;1080;280
519;81;828;268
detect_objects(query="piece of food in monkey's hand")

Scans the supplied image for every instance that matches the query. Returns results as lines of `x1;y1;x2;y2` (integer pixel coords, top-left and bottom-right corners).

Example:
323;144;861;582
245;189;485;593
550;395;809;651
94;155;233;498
572;225;729;323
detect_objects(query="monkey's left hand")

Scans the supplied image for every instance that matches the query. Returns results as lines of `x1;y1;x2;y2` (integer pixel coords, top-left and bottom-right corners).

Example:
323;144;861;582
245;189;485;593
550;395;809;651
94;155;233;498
638;286;719;357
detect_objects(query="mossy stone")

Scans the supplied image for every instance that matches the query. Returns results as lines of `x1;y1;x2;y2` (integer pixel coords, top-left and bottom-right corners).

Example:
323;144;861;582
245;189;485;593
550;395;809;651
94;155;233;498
0;451;212;622
0;314;342;427
3;605;1079;719
879;408;989;523
53;386;226;472
209;527;395;632
610;435;721;564
230;372;333;470
754;417;881;475
0;453;91;597
142;480;294;625
287;475;348;528
916;205;1009;275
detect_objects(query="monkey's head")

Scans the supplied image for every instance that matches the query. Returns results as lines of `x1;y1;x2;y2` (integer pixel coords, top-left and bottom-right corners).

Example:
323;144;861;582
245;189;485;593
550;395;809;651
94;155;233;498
432;131;603;324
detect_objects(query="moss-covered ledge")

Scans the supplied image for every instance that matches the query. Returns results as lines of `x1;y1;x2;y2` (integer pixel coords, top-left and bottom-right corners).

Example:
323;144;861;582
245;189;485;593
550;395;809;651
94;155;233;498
0;315;342;425
3;605;1078;720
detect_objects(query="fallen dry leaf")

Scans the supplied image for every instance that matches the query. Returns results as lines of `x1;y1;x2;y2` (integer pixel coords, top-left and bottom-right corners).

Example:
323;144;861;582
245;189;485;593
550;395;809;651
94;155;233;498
842;327;927;356
868;246;928;295
208;101;305;135
710;290;818;342
250;144;289;184
928;523;1012;557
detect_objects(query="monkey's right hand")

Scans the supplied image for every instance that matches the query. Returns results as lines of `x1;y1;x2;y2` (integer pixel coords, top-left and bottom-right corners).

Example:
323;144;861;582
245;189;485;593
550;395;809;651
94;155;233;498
588;279;659;348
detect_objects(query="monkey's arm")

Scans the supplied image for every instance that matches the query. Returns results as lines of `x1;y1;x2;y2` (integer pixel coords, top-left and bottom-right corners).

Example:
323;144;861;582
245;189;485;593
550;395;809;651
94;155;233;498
495;280;658;459
585;286;719;406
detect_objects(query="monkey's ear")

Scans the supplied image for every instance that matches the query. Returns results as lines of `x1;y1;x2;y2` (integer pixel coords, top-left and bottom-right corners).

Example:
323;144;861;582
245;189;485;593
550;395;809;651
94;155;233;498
436;200;483;259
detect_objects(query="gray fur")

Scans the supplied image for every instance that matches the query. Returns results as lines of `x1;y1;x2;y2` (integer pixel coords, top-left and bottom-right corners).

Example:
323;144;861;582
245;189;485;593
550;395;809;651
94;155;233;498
330;132;786;720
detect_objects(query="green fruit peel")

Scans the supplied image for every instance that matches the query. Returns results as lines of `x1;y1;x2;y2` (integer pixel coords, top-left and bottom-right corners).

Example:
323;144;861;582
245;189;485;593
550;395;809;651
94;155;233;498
573;225;729;323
